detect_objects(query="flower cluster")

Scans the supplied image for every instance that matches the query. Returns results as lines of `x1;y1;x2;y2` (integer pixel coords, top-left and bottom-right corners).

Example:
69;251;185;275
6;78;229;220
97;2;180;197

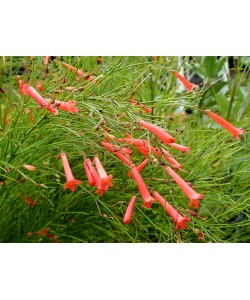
100;120;195;229
15;61;244;236
84;157;113;196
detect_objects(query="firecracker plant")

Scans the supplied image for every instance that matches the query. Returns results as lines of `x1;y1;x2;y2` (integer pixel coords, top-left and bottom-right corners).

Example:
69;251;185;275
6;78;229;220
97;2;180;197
0;56;249;242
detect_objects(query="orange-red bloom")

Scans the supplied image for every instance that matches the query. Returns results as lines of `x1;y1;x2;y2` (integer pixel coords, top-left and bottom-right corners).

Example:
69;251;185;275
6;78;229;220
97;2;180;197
36;81;44;92
101;141;116;152
17;78;25;96
21;84;58;115
25;197;36;207
101;141;132;159
129;99;152;114
117;137;151;158
23;164;36;171
38;229;49;236
130;164;155;208
139;120;175;144
166;167;204;208
167;142;190;154
161;149;182;169
44;56;50;65
93;156;113;190
123;196;137;224
55;100;78;114
153;191;191;229
172;70;196;92
84;159;95;186
205;110;244;140
114;151;132;166
128;158;149;179
62;62;93;80
85;159;106;196
60;152;82;192
62;62;78;72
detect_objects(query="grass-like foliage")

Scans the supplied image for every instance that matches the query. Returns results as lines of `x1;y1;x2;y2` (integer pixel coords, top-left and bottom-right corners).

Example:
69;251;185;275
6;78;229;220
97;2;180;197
0;56;249;242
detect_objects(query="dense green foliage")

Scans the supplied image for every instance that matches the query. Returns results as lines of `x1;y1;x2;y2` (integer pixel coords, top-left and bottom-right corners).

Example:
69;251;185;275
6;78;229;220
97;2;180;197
0;56;249;242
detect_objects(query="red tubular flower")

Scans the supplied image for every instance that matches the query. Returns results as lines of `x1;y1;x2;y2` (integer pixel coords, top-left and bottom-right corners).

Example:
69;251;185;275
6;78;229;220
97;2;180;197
129;99;152;114
84;159;95;186
36;81;44;92
21;84;58;115
85;160;105;196
60;153;82;192
118;137;154;158
25;197;36;207
130;164;155;208
114;151;132;166
172;70;196;92
161;149;182;169
128;158;149;179
23;164;36;171
167;142;190;154
117;137;145;147
38;229;49;236
134;144;150;157
122;147;133;158
29;112;34;123
101;142;132;159
153;191;191;230
139;120;175;144
166;167;204;208
55;100;78;114
17;78;25;96
101;141;115;152
123;196;137;224
62;62;78;72
146;145;182;169
104;132;117;142
205;110;244;140
44;56;50;65
62;62;93;81
93;156;113;190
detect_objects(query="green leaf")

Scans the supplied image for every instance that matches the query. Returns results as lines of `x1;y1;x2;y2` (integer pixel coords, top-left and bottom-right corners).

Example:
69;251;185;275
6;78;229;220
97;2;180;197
215;94;229;115
201;56;218;78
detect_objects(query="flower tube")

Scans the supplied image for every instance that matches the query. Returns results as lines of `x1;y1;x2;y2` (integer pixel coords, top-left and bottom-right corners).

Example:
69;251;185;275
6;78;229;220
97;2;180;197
84;159;95;186
114;151;132;166
153;191;190;229
129;99;152;114
130;164;155;208
60;153;82;192
93;156;113;189
166;142;190;154
21;84;58;115
85;160;106;196
161;149;182;169
166;167;204;208
139;120;175;144
23;164;36;171
205;110;244;140
128;158;149;179
172;70;196;92
54;100;78;114
36;81;44;92
123;196;137;224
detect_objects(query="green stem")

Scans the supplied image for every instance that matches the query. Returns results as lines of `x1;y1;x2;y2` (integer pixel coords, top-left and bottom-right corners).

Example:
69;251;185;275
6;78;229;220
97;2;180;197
6;114;48;164
226;80;237;121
